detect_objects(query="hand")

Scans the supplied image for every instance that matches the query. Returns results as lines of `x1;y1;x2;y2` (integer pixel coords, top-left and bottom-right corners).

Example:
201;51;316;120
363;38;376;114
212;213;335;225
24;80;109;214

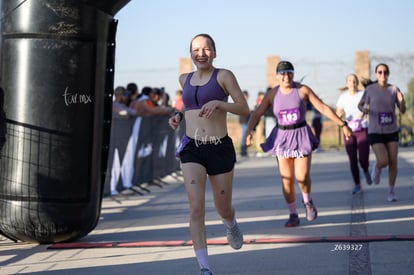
246;133;253;147
361;103;370;115
342;125;352;140
198;101;219;119
168;113;182;130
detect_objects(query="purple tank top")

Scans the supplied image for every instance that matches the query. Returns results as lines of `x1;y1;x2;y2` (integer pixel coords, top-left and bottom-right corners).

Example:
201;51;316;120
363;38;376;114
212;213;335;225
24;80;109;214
273;84;307;126
183;68;228;110
364;83;399;134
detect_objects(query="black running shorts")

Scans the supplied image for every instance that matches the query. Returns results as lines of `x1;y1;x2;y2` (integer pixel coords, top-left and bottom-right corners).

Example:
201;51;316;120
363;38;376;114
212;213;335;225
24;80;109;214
368;131;399;145
179;135;236;175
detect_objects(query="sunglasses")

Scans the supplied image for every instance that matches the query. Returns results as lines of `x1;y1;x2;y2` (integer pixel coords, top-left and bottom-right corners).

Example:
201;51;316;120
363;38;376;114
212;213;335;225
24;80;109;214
277;70;294;75
377;70;389;75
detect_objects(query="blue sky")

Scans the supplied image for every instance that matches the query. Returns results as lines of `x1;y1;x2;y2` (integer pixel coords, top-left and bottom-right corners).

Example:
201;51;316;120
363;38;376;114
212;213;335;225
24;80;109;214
113;0;414;106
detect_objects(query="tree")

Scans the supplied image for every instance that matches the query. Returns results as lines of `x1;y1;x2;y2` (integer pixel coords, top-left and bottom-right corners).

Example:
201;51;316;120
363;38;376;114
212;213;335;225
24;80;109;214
405;77;414;116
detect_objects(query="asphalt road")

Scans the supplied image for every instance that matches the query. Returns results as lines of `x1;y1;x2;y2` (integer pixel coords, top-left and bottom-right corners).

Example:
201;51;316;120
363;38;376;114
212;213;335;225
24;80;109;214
1;147;414;275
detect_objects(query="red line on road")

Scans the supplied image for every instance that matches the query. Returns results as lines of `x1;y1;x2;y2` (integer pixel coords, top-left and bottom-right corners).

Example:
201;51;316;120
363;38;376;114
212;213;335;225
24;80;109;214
47;235;414;249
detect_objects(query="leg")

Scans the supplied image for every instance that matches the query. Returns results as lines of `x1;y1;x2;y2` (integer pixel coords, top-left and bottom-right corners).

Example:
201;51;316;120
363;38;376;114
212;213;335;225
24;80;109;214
386;141;399;201
277;157;296;203
209;170;235;222
181;162;212;271
277;157;300;227
356;130;372;185
210;170;243;250
344;134;360;185
371;143;390;168
370;142;389;185
182;163;208;250
295;155;318;221
386;141;399;186
386;141;398;201
356;130;370;172
294;155;312;194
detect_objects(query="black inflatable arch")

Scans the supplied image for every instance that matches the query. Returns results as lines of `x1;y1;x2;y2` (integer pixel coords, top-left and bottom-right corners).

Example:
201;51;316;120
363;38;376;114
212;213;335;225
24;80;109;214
0;0;130;243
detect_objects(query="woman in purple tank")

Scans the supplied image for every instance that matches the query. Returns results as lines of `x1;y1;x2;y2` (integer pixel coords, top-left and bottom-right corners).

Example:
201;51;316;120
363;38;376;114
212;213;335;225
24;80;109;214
358;63;406;202
246;61;352;227
168;34;249;275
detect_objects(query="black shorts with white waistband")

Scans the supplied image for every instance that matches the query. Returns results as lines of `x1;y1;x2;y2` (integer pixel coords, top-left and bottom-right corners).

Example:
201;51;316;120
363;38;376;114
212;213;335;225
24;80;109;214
179;135;236;175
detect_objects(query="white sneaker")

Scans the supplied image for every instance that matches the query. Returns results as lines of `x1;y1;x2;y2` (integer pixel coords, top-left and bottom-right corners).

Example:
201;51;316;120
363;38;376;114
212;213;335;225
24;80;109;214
387;192;398;202
226;222;243;250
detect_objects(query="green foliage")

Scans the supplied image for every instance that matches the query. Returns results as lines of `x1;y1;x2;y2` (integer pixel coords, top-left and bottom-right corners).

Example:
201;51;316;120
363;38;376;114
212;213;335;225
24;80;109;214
405;77;414;116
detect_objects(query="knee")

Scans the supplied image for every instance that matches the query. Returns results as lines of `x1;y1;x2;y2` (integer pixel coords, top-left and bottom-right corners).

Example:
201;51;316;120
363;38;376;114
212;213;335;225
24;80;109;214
189;204;205;221
282;181;295;192
388;158;398;169
295;174;310;185
376;159;389;168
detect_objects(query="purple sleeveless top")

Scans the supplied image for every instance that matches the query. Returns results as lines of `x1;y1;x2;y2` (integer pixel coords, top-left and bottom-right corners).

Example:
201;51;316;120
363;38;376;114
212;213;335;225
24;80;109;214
261;84;319;157
363;83;399;134
182;68;228;110
273;84;307;126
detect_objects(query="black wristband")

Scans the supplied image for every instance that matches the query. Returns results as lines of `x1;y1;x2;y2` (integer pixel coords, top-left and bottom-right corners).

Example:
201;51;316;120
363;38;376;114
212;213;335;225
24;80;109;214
174;111;184;122
341;121;348;127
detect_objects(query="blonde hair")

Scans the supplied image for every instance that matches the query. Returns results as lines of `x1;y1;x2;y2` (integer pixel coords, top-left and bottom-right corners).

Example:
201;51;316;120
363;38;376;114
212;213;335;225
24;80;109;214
338;73;359;92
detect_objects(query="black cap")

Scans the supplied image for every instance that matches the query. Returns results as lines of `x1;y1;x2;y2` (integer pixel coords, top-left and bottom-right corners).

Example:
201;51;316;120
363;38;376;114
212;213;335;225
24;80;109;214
276;61;294;74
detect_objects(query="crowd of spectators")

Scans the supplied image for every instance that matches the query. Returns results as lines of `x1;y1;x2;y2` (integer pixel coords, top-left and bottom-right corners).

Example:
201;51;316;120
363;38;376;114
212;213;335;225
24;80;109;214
112;82;182;117
109;83;183;196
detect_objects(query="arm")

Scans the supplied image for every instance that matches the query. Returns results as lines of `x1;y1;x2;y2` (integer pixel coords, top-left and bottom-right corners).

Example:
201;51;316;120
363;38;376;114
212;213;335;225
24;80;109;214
135;100;174;116
335;93;344;118
336;107;344;119
245;88;275;146
302;84;352;138
198;69;249;118
396;88;406;114
357;91;369;114
168;73;188;130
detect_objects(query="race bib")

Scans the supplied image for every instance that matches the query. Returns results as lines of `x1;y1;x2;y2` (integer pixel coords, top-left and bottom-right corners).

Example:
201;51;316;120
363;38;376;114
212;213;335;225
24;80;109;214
348;119;362;132
278;108;300;125
378;112;393;125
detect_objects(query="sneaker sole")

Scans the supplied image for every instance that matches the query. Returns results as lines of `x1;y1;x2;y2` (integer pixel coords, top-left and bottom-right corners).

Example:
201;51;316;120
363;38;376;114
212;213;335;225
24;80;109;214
285;219;300;227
